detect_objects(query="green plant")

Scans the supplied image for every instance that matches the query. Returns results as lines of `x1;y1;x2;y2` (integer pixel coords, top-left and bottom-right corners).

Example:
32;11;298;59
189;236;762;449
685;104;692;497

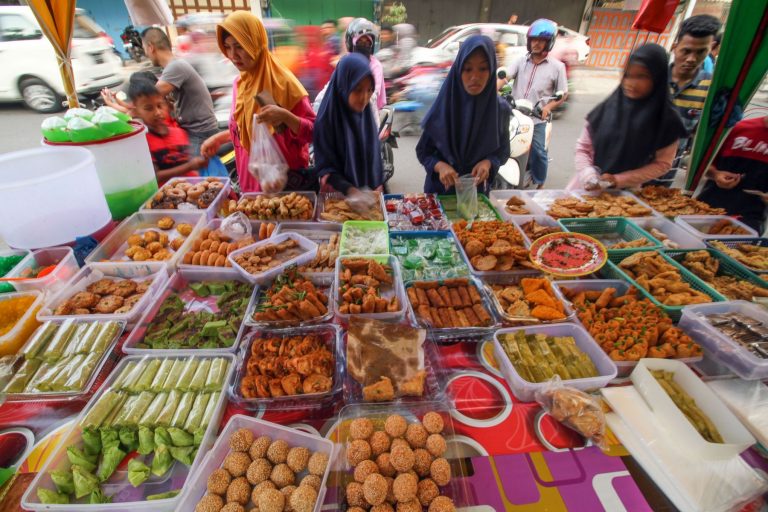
382;2;407;24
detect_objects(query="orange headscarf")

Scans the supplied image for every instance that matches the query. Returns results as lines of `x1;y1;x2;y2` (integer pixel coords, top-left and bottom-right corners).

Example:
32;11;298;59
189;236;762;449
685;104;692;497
217;11;308;152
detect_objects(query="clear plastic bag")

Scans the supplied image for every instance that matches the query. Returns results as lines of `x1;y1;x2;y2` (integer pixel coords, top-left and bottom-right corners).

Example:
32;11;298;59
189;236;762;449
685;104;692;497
247;116;289;193
219;213;252;241
535;377;607;449
455;175;478;220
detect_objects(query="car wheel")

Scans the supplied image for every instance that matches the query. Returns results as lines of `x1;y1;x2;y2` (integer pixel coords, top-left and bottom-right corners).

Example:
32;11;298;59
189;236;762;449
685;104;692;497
20;78;65;113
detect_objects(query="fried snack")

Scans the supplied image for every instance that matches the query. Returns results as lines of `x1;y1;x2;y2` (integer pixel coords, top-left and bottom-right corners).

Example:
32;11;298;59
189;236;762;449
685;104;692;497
147;177;225;210
54;278;147;316
504;196;530;215
648;228;680;249
222;192;314;221
652;369;724;443
539;386;606;446
183;224;275;268
240;332;334;399
681;251;768;301
498;330;599;382
547;193;652;218
233;238;305;275
407;278;494;328
338;258;401;315
609;238;653;250
637;186;726;216
453;220;533;272
709;240;768;272
298;233;340;274
488;277;566;322
321;196;384;222
561;285;701;361
519;219;562;242
122;228;178;262
252;268;329;325
618;251;712;307
706;218;751;235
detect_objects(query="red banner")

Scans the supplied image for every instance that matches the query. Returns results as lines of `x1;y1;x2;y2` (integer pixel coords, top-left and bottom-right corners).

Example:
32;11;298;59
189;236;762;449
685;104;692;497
632;0;680;33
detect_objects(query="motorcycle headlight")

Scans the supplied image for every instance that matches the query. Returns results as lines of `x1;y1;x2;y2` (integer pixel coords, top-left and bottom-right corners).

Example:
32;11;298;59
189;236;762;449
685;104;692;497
519;125;531;134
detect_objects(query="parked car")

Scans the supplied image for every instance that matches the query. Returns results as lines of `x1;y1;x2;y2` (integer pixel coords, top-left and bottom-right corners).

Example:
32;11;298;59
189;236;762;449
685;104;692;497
0;6;124;113
411;23;528;68
553;26;589;64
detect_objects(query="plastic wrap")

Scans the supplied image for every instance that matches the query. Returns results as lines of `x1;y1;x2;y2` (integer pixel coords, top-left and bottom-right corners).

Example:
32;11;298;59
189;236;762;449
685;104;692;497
534;378;606;449
707;379;768;449
218;212;252;241
248;118;288;193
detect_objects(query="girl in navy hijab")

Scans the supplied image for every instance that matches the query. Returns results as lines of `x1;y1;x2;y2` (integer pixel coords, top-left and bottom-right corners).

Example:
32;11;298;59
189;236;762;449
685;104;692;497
417;35;510;194
314;53;383;195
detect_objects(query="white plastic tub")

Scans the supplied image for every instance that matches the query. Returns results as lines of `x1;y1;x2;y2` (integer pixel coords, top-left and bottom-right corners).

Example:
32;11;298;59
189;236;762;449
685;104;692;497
230;191;317;221
489;190;545;217
630;358;755;460
493;323;618;402
675;215;758;240
632;216;706;249
0;147;111;249
0;249;30;278
141;177;231;221
334;254;407;324
5;247;79;295
176;414;335;512
228;233;318;285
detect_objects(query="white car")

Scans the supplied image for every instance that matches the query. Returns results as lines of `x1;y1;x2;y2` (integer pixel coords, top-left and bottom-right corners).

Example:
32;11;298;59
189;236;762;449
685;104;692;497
553;26;590;65
0;6;124;113
411;23;529;68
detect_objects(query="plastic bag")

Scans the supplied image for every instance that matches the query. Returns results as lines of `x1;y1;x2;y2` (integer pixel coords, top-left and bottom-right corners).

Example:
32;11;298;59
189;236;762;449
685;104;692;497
345;187;378;213
219;212;252;241
247;116;289;193
535;378;607;449
455;175;478;220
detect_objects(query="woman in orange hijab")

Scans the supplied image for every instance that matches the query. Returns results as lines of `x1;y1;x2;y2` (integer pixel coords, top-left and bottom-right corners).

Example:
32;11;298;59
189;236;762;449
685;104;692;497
201;11;316;192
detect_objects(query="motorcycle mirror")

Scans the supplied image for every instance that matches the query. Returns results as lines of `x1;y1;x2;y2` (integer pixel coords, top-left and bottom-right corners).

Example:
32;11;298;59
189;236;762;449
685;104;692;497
554;90;565;100
497;68;507;80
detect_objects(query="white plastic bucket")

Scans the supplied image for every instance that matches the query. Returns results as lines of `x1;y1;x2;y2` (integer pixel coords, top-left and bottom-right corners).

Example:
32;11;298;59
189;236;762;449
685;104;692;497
0;147;111;249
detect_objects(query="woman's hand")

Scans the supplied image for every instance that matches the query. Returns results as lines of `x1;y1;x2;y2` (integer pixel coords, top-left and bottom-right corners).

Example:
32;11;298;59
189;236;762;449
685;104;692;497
201;132;227;158
435;162;459;190
256;105;289;126
710;169;742;190
598;174;617;188
471;159;492;185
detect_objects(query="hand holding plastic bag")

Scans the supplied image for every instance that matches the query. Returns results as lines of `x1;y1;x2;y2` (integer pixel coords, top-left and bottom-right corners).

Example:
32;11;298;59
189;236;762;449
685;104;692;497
248;115;289;193
346;187;378;213
535;378;607;449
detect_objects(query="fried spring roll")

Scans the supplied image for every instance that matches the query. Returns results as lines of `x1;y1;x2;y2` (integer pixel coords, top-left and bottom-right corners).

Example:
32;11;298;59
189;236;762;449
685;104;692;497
426;289;445;307
448;288;462;307
455;309;470;327
444;278;469;287
416;288;430;305
407;287;420;306
447;308;461;327
457;287;472;307
467;286;483;304
472;304;492;325
463;307;480;326
437;308;452;327
429;307;443;328
437;286;452;306
413;281;439;289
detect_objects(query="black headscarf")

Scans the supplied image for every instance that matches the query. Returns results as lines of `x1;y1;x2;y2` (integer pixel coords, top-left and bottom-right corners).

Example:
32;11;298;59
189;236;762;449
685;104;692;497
586;43;687;174
420;35;501;174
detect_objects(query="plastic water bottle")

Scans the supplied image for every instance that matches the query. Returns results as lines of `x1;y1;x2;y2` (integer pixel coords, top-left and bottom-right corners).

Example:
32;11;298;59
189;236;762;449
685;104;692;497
41;116;70;142
67;117;108;142
92;112;132;136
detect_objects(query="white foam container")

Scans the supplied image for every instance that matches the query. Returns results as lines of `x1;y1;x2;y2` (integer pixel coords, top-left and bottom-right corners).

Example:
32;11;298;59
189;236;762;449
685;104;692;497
5;247;78;295
488;190;545;218
140;176;231;221
493;323;617;402
176;414;335;512
334;254;407;324
630;358;755;460
675;215;758;240
228;233;318;285
632;216;706;249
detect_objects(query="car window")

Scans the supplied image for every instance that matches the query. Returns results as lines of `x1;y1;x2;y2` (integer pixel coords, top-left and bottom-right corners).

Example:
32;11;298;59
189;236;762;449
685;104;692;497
73;13;100;39
456;29;480;43
427;27;460;48
0;14;42;41
499;31;524;46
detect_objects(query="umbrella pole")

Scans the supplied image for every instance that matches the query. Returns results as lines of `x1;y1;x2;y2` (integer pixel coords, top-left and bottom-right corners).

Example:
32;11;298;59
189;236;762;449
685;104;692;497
56;55;79;108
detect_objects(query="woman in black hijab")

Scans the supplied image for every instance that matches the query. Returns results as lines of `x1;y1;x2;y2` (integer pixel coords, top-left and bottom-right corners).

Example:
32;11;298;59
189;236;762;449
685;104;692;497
567;43;687;190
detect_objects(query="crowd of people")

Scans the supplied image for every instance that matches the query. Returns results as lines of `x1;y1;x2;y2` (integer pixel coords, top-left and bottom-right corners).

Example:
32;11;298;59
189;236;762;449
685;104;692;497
102;11;767;233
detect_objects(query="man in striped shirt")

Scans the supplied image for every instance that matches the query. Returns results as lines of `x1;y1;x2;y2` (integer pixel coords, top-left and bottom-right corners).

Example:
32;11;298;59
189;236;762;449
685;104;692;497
651;15;721;187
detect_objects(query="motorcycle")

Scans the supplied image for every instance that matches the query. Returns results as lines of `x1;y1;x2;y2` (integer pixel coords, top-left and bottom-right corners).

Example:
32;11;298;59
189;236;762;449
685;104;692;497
378;106;398;187
494;68;564;190
120;25;144;63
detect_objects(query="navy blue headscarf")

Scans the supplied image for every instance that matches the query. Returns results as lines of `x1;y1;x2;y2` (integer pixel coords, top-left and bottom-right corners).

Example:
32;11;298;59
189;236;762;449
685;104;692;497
314;53;383;191
421;35;501;174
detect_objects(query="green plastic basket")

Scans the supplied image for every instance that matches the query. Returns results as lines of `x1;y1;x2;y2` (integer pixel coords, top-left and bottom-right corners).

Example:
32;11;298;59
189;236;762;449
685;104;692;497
340;221;390;256
438;193;501;222
599;250;723;320
558;217;662;256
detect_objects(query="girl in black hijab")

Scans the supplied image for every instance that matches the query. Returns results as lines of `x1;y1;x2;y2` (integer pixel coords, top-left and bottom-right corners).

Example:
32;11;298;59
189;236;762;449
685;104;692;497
567;43;687;190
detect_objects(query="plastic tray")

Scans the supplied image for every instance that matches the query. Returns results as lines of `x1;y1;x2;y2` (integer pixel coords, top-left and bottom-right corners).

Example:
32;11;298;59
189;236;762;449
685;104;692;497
229;324;343;410
336;401;472;508
493;323;618;402
383;193;451;231
38;262;170;329
123;270;257;355
274;222;342;279
558;217;663;256
389;230;470;284
5;247;78;295
600;251;723;321
316;191;386;223
0;249;30;279
438;193;501;221
630;358;755;460
21;353;235;512
334;254;407;324
705;238;768;275
339;220;390;256
140;176;231;221
228;232;318;285
176;414;335;512
675;215;758;240
511;215;563;245
488;190;545;218
244;272;334;328
679;301;768;380
0;290;44;356
451;221;533;278
525;189;580;217
85;211;205;269
3;319;126;401
572;189;660;219
227;191;317;221
555;279;704;378
632;217;706;249
707;379;768;451
482;273;574;326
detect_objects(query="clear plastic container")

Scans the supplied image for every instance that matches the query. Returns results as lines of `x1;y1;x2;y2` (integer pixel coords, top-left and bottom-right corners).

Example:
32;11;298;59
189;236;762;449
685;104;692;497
176;414;335;512
0;249;30;278
339;221;390;256
707;379;768;450
243;272;333;328
38;262;169;329
316;191;386;223
3;319;126;401
229;324;343;410
451;221;533;278
389;230;470;284
0;291;44;356
336;401;472;508
525;189;580;216
572;189;661;219
21;353;234;512
440;193;501;222
511;215;563;245
122;269;257;355
493;323;618;402
334;254;407;324
488;189;545;218
273;222;342;279
482;273;574;326
228;233;319;285
141;177;231;221
630;358;755;460
383;193;451;231
227;191;317;221
679;301;768;380
85;211;205;269
632;216;706;249
675;215;758;239
5;247;78;295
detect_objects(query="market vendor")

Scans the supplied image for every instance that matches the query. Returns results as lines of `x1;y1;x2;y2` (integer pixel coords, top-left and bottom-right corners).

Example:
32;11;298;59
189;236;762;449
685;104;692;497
567;43;687;191
313;54;384;198
697;115;768;232
200;11;316;192
416;35;511;195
